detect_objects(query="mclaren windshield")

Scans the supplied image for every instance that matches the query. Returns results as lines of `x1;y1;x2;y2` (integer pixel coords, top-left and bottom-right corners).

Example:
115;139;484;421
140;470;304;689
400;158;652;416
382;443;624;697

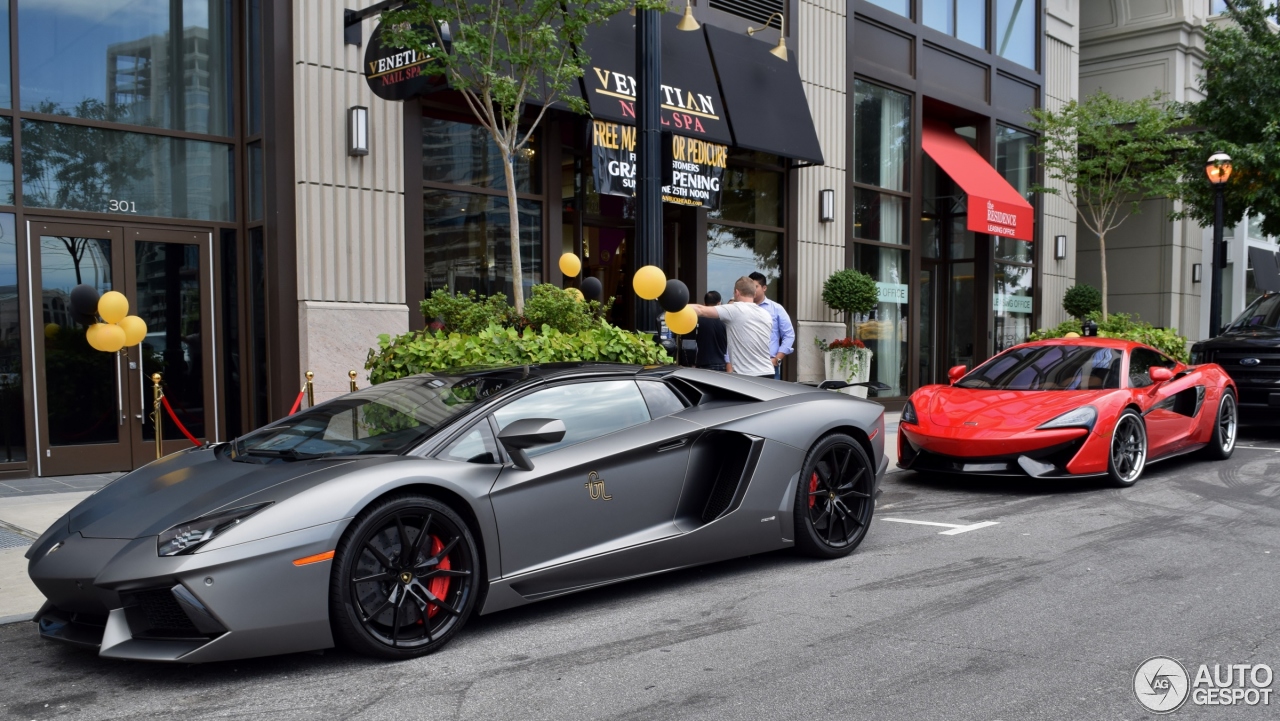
232;374;514;460
955;345;1123;391
1225;292;1280;333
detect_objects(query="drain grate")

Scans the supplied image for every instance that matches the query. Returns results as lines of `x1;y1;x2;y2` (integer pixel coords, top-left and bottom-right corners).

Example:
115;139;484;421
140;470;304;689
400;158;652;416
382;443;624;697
0;528;32;550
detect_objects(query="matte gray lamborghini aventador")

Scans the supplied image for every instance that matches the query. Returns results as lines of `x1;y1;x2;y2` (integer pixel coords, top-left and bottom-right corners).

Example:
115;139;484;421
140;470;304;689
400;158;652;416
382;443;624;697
27;363;886;663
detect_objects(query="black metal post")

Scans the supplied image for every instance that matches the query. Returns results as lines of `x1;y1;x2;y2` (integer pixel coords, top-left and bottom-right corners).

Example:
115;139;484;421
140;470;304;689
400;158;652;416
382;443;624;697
634;9;663;333
1209;184;1225;337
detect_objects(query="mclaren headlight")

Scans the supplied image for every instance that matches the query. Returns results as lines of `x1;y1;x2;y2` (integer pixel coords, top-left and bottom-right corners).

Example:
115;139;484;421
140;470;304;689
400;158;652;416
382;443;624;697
902;399;919;425
157;503;272;556
1036;405;1097;432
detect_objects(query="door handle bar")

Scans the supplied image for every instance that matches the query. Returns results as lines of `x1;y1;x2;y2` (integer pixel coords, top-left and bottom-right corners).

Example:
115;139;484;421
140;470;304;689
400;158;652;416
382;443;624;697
657;438;688;453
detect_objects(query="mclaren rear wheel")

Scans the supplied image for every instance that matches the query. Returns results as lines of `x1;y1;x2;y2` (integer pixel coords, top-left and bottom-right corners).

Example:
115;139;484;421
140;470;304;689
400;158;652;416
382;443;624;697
331;494;479;659
794;433;875;559
1107;410;1148;487
1201;390;1237;461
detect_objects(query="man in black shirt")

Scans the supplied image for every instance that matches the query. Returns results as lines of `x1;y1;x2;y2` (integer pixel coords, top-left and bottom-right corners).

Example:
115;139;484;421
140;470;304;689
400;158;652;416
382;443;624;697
694;291;728;371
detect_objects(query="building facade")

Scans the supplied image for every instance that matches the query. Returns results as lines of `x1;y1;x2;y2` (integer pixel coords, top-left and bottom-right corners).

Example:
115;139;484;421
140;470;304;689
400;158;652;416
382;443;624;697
2;0;1077;478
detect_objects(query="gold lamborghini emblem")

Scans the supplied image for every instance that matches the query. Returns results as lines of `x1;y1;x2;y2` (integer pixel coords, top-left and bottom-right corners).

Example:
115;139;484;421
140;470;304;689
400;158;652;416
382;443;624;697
585;471;612;501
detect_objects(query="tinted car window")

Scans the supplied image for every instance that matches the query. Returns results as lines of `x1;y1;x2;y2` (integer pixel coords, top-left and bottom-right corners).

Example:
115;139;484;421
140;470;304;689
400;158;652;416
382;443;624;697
1129;348;1177;388
1227;292;1280;331
492;380;651;457
955;345;1122;390
638;381;687;419
438;421;499;464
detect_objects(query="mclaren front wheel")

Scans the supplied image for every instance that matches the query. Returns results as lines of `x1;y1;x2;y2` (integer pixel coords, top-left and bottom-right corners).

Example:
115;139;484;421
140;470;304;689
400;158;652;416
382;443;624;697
794;433;875;559
330;494;479;659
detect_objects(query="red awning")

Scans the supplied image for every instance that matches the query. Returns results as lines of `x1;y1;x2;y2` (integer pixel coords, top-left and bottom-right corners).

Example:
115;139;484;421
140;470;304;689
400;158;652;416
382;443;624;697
921;119;1034;242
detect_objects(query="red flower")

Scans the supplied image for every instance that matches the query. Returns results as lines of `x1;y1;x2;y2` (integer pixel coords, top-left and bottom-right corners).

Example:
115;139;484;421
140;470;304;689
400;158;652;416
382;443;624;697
827;337;866;349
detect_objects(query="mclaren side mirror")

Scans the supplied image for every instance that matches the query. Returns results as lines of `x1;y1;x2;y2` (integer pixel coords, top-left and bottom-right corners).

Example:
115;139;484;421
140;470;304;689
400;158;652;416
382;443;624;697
1148;366;1174;384
948;365;968;385
497;418;566;471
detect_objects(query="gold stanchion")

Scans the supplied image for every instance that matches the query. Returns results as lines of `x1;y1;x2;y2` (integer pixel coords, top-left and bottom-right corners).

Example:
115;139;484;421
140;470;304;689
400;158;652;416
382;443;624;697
151;373;163;460
349;370;358;392
305;370;315;407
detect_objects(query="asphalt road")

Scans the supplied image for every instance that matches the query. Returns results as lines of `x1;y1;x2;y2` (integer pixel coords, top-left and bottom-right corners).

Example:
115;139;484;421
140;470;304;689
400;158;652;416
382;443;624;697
3;427;1279;721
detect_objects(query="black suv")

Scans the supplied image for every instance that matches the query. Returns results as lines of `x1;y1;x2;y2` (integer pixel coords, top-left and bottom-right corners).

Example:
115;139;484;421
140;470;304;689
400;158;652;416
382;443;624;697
1191;291;1280;419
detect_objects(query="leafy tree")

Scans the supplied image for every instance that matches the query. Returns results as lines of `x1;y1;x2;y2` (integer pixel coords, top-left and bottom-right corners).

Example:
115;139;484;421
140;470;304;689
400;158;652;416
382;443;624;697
385;0;663;314
1062;283;1103;320
1029;92;1192;316
821;269;879;337
1177;0;1280;236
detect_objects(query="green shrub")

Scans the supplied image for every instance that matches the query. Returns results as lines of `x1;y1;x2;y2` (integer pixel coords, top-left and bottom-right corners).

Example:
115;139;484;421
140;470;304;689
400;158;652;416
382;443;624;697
420;289;511;334
521;284;612;333
1062;284;1103;320
821;269;879;335
1029;312;1189;362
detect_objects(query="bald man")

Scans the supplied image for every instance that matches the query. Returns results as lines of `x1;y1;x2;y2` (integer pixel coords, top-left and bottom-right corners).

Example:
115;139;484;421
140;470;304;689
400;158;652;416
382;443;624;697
689;276;774;377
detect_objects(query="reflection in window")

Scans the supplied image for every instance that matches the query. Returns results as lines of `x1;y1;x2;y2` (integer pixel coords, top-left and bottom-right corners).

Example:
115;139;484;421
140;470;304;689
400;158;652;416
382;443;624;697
707;163;783;227
853;244;909;397
0;118;12;205
854;188;908;244
996;0;1037;68
423;116;539;193
492;381;651;457
249;227;268;429
923;0;986;49
996;126;1036;200
19;0;234;135
0;1;10;109
423;189;543;301
854;81;911;192
994;262;1034;352
707;225;780;305
136;242;204;440
247;0;263;135
21;120;235;221
219;229;241;439
0;213;23;462
248;141;263;221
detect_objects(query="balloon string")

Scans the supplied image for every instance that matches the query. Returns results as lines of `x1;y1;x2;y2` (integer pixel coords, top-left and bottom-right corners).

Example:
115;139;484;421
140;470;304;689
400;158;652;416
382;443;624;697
289;389;306;415
159;394;202;447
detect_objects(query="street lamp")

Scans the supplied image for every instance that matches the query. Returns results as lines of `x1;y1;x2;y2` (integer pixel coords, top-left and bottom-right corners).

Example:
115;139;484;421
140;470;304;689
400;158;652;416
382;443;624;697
1206;151;1232;337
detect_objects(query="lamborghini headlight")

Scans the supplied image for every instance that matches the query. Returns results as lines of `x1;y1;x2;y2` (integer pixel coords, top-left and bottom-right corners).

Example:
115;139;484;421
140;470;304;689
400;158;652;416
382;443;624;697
157;503;272;556
902;399;919;425
1036;405;1097;432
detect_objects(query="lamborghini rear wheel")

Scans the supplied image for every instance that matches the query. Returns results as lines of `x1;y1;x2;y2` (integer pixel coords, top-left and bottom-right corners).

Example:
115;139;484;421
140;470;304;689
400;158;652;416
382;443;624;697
331;494;479;659
794;434;875;559
1107;410;1147;487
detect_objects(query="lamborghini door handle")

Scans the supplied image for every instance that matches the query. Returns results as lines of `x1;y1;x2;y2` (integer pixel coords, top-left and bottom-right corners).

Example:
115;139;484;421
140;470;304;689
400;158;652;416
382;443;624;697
656;439;689;453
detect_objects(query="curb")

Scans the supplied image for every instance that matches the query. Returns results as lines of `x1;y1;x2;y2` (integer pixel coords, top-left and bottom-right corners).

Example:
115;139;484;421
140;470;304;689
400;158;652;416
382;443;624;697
0;612;34;626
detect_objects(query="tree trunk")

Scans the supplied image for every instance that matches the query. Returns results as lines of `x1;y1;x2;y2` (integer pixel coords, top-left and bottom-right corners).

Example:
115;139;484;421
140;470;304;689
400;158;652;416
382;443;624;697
1098;230;1108;318
845;314;853;339
503;154;525;315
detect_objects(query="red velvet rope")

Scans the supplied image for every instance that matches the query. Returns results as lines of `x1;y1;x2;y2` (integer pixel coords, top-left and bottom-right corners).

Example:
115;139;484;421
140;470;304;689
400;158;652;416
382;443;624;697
288;389;306;415
160;394;202;447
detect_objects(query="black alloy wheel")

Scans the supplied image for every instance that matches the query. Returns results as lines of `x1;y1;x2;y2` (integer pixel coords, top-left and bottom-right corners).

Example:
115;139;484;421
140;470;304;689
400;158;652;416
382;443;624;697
1107;410;1147;487
1201;390;1237;461
794;433;875;559
331;495;478;659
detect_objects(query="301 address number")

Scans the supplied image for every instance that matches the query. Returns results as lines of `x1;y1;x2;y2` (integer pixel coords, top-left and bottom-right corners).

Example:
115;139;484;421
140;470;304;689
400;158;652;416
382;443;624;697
107;199;137;213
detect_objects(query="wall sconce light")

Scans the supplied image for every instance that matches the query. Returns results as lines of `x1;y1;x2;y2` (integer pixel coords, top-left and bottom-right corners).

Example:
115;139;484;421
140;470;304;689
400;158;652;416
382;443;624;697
819;189;835;223
1054;234;1067;260
1192;263;1203;283
1225;242;1233;263
347;106;369;157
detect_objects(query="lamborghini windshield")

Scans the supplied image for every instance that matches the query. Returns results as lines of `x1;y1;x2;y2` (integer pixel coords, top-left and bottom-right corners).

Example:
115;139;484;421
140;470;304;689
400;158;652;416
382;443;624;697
955;345;1123;391
1225;292;1280;332
233;374;515;460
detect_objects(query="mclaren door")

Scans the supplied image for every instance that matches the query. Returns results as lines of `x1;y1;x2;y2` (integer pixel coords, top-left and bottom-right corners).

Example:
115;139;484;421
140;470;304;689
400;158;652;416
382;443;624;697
1130;348;1199;457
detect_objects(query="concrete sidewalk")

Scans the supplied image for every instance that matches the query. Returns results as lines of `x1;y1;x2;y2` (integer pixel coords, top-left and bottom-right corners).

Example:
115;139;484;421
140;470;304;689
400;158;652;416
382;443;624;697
0;412;901;624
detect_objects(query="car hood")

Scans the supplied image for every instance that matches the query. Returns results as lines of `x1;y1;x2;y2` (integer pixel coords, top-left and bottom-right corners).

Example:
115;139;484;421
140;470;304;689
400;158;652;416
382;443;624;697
1193;327;1280;351
69;446;358;539
921;387;1112;429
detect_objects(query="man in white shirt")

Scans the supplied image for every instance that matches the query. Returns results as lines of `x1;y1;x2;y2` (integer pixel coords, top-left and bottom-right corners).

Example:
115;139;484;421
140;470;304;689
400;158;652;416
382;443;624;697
689;277;775;377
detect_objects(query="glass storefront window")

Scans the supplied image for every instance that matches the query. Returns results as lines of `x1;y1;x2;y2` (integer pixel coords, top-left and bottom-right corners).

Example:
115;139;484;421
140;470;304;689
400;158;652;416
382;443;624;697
423;117;539;193
423;189;543;300
21;120;235;221
247;0;262;135
854;81;911;192
996;0;1037;69
708;164;784;227
924;0;986;50
0;1;10;109
996;126;1036;201
19;0;235;136
854;188;909;244
136;241;204;440
994;262;1034;352
707;225;780;305
853;244;909;397
0;213;23;462
0;118;12;205
248;141;263;221
994;237;1032;262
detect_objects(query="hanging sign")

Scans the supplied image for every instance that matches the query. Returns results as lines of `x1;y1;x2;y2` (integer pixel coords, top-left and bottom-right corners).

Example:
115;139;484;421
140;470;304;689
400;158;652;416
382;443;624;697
994;293;1033;314
363;21;447;101
590;120;726;210
876;282;908;305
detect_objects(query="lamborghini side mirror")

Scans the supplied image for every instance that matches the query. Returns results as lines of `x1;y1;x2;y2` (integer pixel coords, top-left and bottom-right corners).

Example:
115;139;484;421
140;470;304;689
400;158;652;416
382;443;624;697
947;365;968;385
497;418;566;471
1148;366;1173;384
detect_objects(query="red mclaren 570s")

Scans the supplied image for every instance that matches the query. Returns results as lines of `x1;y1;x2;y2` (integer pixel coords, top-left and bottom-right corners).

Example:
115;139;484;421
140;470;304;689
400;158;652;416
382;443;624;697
897;338;1238;486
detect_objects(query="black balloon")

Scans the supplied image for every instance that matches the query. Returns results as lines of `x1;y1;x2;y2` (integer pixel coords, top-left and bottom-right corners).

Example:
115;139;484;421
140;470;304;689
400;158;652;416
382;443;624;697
658;279;690;313
581;276;604;302
69;284;100;325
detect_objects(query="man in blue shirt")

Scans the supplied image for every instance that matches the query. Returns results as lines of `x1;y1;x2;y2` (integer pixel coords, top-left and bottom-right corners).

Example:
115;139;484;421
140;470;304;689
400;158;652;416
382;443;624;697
748;272;795;379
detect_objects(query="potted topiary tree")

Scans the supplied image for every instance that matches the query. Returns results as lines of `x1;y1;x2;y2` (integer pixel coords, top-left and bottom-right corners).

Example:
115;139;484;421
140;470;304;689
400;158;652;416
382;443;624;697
817;269;879;397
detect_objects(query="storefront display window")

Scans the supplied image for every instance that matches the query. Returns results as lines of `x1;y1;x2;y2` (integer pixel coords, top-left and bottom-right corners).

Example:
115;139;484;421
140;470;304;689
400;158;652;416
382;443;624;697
996;126;1035;201
854;81;911;193
854;188;909;245
0;213;23;462
423;189;543;301
995;124;1035;350
707;225;781;303
0;1;10;109
996;0;1037;69
706;154;785;304
423;117;540;193
0;118;12;205
924;0;986;50
19;0;235;136
994;262;1033;352
853;244;910;397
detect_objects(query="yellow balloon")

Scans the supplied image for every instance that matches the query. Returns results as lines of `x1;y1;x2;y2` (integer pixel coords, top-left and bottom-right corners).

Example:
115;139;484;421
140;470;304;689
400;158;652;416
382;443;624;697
633;265;667;300
665;306;697;335
566;287;584;302
118;315;148;346
98;291;129;324
559;253;582;278
44;323;60;338
86;323;124;352
1063;332;1081;338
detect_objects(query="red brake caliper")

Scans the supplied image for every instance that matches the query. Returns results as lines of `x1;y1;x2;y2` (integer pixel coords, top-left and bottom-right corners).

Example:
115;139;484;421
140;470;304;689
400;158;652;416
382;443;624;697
808;472;819;508
425;536;451;619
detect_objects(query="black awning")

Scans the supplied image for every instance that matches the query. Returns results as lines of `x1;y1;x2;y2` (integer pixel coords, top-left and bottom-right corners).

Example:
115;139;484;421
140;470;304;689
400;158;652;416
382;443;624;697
703;24;824;165
580;12;734;145
1248;246;1280;293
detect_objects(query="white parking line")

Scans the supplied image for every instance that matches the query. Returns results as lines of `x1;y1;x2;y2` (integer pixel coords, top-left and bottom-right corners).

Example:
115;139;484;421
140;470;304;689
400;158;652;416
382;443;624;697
879;518;1000;535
